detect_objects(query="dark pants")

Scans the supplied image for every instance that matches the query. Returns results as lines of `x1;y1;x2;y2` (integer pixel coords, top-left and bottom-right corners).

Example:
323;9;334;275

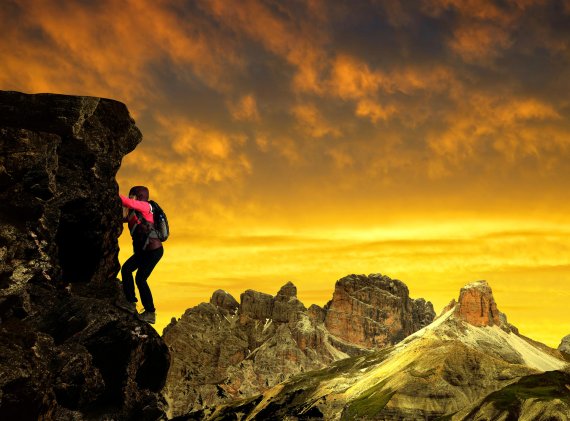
121;247;163;312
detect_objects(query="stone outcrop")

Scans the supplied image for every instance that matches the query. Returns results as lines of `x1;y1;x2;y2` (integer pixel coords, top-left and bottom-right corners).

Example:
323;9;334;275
209;289;239;311
0;91;170;420
454;280;501;327
163;274;434;417
324;274;436;347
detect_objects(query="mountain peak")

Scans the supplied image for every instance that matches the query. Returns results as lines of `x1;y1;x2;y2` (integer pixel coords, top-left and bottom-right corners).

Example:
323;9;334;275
276;281;297;298
454;280;501;327
210;289;239;311
324;273;435;348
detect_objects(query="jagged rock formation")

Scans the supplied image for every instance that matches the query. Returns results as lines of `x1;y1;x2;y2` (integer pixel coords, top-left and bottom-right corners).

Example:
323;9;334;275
163;274;435;417
324;274;435;347
0;91;170;420
193;280;569;420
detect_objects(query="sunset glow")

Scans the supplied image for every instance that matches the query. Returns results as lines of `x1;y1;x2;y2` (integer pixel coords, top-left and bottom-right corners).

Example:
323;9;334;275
3;0;570;346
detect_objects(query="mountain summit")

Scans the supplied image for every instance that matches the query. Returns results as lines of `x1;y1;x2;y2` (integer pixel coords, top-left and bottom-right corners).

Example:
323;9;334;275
454;280;501;326
196;280;569;420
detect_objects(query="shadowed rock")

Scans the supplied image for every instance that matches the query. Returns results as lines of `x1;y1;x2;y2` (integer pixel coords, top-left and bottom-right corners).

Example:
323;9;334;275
0;91;170;420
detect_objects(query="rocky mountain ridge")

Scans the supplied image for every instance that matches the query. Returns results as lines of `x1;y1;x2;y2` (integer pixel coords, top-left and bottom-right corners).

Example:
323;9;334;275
162;273;435;417
190;280;569;420
0;91;170;420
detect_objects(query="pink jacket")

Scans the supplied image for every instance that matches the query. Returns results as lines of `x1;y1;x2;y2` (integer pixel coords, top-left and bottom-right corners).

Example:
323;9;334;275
120;195;154;224
120;195;162;250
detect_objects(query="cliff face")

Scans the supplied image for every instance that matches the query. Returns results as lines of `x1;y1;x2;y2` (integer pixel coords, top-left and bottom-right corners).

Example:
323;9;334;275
163;274;435;417
324;274;435;347
453;280;501;327
0;91;170;420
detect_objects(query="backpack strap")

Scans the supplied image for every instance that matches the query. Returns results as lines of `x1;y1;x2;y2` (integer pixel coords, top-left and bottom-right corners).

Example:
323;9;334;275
129;206;159;250
129;210;140;236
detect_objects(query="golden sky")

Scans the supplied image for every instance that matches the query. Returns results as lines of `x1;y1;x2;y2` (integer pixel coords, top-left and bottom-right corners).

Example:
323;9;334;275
2;0;570;346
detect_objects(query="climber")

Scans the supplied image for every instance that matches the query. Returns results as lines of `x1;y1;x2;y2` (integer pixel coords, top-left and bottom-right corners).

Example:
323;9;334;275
117;185;163;324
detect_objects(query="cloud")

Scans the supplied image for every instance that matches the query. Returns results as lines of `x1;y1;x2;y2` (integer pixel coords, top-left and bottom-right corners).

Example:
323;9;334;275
313;54;459;130
355;99;397;123
424;0;570;67
426;92;567;174
495;98;561;124
227;94;261;122
449;22;512;63
292;103;342;138
269;136;305;164
156;115;252;184
253;132;305;164
328;54;387;100
0;0;244;108
326;147;354;169
423;0;518;24
198;0;329;94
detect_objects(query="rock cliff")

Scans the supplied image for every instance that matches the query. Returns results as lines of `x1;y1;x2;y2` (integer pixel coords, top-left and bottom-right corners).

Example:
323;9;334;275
454;280;501;327
163;274;434;417
324;274;434;347
0;91;170;420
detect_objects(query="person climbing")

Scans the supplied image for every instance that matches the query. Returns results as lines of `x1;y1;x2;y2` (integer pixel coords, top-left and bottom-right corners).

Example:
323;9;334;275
117;186;163;324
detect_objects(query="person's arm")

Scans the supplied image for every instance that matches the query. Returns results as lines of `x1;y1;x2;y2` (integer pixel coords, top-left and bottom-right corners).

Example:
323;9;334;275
120;195;154;225
120;195;152;213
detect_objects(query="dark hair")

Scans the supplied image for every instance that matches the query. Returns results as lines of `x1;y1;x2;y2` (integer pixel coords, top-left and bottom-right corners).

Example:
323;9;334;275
128;186;149;201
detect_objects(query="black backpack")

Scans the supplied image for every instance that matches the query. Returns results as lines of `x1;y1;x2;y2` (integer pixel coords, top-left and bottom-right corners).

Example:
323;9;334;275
149;200;169;242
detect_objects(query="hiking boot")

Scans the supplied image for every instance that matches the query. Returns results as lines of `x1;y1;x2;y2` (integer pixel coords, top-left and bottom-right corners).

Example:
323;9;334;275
138;310;156;324
116;300;137;314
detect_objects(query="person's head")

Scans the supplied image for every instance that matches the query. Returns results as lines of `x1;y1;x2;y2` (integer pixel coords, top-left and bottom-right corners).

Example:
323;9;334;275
128;186;149;201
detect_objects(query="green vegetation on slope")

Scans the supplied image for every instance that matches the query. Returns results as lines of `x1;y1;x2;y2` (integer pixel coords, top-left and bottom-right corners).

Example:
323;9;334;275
464;370;570;419
341;380;395;420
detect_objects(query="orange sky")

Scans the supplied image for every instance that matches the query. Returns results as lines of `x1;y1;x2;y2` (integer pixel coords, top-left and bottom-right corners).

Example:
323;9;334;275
2;0;570;346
